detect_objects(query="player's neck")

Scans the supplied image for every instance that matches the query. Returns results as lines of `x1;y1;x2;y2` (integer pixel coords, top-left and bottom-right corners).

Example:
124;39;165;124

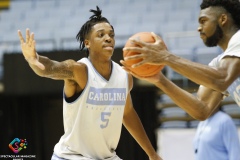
219;28;239;51
88;57;112;80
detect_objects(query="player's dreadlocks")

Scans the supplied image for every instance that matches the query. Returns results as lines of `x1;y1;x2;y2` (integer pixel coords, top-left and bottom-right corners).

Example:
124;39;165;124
76;6;114;56
200;0;240;29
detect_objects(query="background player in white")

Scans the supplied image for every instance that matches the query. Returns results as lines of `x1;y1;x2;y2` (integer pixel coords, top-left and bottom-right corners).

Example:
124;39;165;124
17;6;162;160
121;0;240;120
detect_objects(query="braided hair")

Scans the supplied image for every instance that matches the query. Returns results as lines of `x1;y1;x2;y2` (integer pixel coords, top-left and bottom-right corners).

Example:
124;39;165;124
200;0;240;29
76;6;114;56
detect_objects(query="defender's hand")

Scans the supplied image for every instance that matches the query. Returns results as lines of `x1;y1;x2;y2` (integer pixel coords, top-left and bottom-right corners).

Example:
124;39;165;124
18;28;45;70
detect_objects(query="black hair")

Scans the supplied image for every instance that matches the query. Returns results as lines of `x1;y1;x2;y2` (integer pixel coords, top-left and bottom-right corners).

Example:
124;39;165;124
200;0;240;29
76;6;114;56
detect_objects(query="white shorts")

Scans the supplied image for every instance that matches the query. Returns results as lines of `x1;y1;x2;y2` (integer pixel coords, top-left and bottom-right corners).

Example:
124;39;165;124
51;153;122;160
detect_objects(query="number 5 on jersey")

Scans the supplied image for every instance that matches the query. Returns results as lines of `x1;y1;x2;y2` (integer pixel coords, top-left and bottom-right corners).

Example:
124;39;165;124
100;112;111;129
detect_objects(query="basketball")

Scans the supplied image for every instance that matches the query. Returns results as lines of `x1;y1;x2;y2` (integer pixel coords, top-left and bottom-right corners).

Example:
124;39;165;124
123;32;165;76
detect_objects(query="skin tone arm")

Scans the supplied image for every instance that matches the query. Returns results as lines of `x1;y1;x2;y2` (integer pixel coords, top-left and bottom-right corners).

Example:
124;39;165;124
18;28;87;97
153;73;223;120
123;74;163;160
122;32;240;93
121;61;223;121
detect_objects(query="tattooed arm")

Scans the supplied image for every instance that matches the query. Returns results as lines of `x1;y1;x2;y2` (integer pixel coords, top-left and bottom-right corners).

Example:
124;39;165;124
29;56;75;80
18;29;88;96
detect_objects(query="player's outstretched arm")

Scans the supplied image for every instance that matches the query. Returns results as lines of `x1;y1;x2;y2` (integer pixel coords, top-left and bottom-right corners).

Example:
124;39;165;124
18;28;80;81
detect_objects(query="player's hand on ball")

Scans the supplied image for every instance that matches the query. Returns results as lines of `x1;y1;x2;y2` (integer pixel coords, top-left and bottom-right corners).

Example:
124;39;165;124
123;32;169;68
123;32;165;76
18;28;45;70
120;60;163;84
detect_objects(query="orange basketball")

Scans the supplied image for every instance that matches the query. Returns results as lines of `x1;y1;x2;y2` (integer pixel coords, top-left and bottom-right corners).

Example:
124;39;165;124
123;32;165;76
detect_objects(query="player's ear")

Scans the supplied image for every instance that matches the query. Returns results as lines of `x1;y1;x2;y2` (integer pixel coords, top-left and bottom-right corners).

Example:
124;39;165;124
85;40;90;49
219;14;227;26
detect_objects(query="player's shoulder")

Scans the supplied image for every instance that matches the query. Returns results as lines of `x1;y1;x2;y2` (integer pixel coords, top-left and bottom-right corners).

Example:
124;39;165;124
216;111;234;123
63;59;87;68
62;59;87;77
75;61;87;72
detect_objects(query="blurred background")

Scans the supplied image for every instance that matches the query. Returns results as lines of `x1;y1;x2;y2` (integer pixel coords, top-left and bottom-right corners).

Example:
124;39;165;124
0;0;239;160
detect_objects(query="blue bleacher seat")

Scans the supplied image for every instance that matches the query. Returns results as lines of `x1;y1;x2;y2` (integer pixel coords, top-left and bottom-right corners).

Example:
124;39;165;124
166;10;193;22
176;34;204;50
62;40;79;51
0;0;207;53
114;13;141;26
160;107;187;118
140;11;167;26
35;17;62;31
185;21;199;31
33;0;57;9
9;0;34;10
165;48;194;86
114;23;133;37
159;21;186;35
148;1;173;12
56;0;81;9
114;23;134;47
23;9;48;22
0;9;24;22
160;121;189;128
189;120;200;128
222;104;240;114
124;2;150;14
132;23;158;35
174;0;200;10
0;20;15;33
83;0;106;7
194;47;222;65
14;20;38;33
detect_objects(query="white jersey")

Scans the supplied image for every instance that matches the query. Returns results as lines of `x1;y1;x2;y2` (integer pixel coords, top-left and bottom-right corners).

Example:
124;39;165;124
54;58;128;159
209;30;240;106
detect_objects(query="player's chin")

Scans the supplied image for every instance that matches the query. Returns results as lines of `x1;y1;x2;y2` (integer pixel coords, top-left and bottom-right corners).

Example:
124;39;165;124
103;48;114;55
200;35;206;41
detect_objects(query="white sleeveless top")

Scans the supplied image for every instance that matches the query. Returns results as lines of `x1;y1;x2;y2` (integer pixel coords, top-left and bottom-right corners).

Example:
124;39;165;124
209;30;240;106
54;58;128;159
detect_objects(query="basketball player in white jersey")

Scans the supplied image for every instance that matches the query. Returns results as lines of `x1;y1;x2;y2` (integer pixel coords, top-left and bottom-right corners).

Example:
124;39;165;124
121;0;240;120
17;6;162;160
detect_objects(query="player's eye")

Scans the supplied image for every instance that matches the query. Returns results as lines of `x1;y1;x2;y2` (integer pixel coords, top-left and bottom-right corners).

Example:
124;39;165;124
110;33;115;38
98;33;104;37
201;19;206;24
